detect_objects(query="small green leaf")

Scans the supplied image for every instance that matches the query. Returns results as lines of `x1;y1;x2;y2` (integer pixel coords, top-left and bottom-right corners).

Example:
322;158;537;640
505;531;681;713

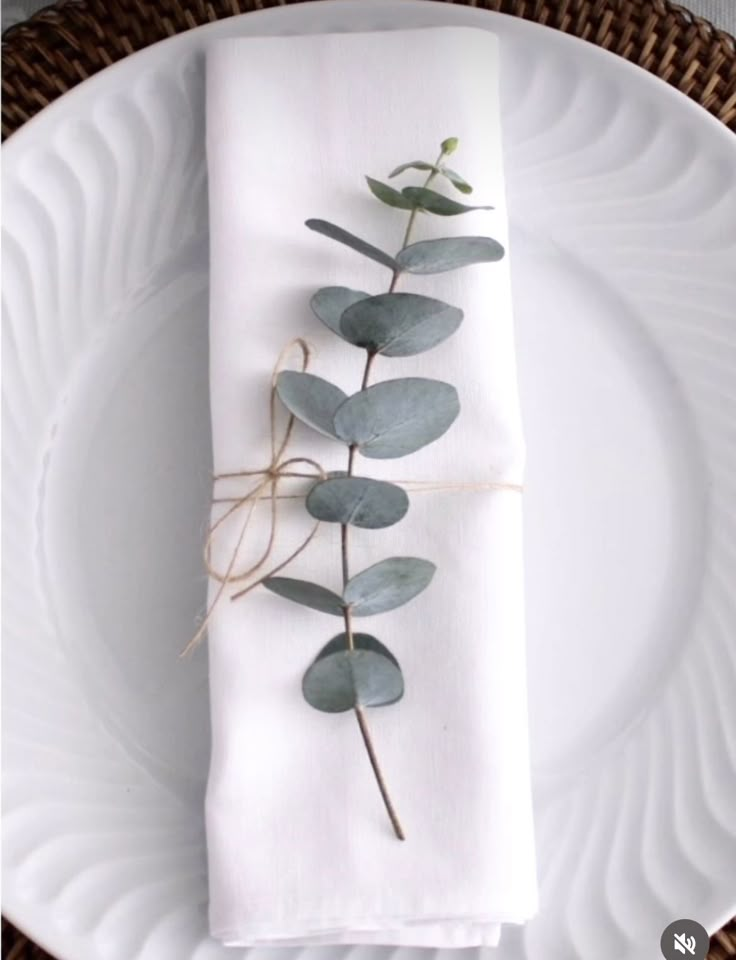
441;136;459;155
306;476;409;529
396;236;505;274
276;371;347;439
401;187;492;216
441;166;473;194
262;577;344;616
333;377;460;458
302;633;404;713
365;176;415;210
345;557;436;616
340;293;463;357
388;160;436;179
310;286;370;340
305;219;398;271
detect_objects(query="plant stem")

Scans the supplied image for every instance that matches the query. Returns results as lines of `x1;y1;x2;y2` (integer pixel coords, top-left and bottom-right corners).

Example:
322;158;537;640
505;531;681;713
340;470;354;653
342;347;406;840
341;525;351;586
361;351;376;390
389;147;446;296
400;149;444;249
343;604;355;652
355;706;406;841
340;149;449;840
339;352;369;601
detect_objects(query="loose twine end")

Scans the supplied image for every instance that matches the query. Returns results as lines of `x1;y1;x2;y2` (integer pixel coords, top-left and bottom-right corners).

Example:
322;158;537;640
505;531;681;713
182;339;325;656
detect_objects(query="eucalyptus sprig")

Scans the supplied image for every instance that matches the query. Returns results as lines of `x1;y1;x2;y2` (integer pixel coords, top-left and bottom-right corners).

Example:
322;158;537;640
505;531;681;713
264;138;505;840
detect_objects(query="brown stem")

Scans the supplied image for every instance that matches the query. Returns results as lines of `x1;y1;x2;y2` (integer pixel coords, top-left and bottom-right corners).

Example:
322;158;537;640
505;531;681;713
338;351;369;595
361;351;376;391
339;161;451;840
347;443;357;474
340;352;405;837
343;604;355;651
340;442;358;591
341;523;350;587
355;706;406;841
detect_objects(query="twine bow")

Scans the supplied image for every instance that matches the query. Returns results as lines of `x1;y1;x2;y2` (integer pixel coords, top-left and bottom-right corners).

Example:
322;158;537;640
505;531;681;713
182;339;326;656
183;340;524;656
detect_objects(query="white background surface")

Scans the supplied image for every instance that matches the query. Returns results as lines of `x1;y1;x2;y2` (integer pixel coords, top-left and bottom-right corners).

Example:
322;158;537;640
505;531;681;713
2;0;735;34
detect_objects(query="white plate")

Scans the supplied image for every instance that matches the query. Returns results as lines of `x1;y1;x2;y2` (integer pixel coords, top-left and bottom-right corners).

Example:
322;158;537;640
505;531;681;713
3;2;735;958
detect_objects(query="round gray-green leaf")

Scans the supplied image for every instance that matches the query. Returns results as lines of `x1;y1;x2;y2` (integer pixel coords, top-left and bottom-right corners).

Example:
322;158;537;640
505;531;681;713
365;177;415;210
401;186;492;216
306;476;409;529
262;577;344;615
305;218;398;271
276;371;347;439
345;557;436;616
302;633;404;713
340;292;462;357
333;377;460;458
310;286;370;340
396;236;505;274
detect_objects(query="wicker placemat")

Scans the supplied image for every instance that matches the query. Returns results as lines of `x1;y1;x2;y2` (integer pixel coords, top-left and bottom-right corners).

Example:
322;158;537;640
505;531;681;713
2;0;735;957
2;0;736;136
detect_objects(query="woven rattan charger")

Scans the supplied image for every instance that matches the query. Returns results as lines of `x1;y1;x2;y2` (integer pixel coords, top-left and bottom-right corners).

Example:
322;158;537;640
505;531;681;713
2;0;735;957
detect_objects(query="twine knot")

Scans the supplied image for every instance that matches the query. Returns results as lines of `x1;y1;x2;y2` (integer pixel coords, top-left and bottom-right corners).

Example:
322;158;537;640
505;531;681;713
183;338;523;657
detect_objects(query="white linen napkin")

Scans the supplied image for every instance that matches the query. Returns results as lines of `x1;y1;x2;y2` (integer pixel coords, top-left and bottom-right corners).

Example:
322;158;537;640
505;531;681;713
204;26;537;949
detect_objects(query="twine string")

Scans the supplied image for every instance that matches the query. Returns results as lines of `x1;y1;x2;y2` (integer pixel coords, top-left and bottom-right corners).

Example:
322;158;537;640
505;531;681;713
182;339;326;656
184;340;523;656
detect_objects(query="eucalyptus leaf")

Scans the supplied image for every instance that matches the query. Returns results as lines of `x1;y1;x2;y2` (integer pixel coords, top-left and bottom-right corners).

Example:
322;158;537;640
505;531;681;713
302;633;404;713
276;371;347;439
345;557;436;616
262;577;344;616
441;167;473;194
396;236;505;274
313;632;401;668
305;219;398;271
365;177;415;210
333;377;460;458
401;187;492;216
388;160;436;178
310;286;370;340
340;293;463;357
306;476;409;529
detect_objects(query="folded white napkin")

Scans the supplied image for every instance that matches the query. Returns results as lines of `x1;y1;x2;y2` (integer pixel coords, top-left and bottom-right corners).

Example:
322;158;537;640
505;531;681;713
204;26;537;949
